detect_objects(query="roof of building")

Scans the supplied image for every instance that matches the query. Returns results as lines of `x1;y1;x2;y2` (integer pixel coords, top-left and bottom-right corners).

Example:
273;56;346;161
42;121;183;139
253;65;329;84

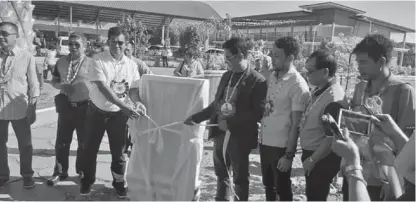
299;2;365;14
235;2;414;33
232;10;312;21
352;15;415;33
32;1;221;29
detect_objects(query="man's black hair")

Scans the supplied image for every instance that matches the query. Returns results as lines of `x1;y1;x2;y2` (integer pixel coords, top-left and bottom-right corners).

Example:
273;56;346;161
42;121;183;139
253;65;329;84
274;36;300;59
222;37;250;58
308;49;338;77
107;26;128;40
0;22;19;35
352;34;393;63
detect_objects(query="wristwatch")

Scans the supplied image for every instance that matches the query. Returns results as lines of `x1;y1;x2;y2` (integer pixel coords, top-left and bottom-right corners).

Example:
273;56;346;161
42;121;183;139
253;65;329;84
284;152;295;160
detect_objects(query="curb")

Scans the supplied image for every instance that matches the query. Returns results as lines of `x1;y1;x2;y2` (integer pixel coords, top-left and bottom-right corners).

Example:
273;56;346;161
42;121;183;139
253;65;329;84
36;107;56;113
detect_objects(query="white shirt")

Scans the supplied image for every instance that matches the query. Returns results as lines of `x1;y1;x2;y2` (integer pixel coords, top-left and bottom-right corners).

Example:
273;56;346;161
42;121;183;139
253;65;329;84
259;67;310;147
88;51;141;112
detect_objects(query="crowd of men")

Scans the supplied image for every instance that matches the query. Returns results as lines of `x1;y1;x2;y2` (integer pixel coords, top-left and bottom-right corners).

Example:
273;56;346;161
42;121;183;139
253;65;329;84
0;20;415;201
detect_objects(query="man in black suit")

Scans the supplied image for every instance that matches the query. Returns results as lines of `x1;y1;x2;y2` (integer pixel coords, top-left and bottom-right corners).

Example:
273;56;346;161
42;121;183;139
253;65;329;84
185;37;267;201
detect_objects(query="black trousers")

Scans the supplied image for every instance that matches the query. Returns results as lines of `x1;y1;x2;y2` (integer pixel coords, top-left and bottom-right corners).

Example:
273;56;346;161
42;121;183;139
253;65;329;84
301;150;341;201
213;132;251;201
162;56;168;67
80;102;128;188
259;144;293;201
53;100;88;176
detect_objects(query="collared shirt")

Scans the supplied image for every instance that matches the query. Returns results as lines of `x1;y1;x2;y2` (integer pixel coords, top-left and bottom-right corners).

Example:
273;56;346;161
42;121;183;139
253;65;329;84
299;78;345;151
351;75;415;136
130;56;152;77
0;46;40;120
259;67;311;147
45;50;57;65
88;51;141;112
52;55;92;102
351;75;416;186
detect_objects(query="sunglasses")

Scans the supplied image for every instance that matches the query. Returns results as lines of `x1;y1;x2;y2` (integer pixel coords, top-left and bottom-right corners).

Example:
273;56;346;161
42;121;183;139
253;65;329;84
109;40;125;46
0;31;17;37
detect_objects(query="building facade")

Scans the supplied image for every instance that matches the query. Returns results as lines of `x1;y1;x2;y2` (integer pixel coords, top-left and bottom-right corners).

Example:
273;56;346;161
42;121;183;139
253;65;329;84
231;2;414;50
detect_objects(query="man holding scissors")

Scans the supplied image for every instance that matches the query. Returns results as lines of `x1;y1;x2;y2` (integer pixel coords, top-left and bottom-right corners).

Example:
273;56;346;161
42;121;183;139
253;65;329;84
80;26;146;198
344;34;415;201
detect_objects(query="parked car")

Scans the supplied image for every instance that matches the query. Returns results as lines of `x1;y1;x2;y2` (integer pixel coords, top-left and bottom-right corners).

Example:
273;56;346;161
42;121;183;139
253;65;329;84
57;36;69;56
147;45;163;56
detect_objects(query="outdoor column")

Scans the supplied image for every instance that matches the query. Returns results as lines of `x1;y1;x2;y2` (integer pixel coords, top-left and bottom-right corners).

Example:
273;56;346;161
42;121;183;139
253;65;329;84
399;32;407;66
290;24;294;36
331;22;336;41
161;25;165;46
69;6;72;33
95;9;101;37
260;27;262;40
274;26;277;40
57;6;61;37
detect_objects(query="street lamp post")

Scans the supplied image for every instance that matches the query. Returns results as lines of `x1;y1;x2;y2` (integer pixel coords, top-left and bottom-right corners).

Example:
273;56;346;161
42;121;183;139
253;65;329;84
311;23;322;53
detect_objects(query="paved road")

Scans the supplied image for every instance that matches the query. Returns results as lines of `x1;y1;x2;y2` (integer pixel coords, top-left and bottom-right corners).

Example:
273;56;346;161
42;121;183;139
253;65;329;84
2;115;125;201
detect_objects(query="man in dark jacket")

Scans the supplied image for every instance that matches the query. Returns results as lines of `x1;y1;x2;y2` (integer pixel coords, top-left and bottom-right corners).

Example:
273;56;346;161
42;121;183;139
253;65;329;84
185;37;267;201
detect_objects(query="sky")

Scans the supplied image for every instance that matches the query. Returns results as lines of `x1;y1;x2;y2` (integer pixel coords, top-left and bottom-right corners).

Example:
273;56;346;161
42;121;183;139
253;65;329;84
202;0;416;43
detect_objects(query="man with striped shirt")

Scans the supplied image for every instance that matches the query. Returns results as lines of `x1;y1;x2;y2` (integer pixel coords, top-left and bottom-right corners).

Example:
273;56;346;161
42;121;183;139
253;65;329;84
0;22;40;188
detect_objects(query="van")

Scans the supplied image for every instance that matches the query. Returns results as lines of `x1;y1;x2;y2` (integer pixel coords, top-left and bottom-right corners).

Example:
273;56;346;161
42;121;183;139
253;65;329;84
57;36;69;56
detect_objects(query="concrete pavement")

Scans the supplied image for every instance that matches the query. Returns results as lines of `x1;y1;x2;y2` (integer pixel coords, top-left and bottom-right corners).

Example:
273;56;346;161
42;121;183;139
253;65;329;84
1;108;128;201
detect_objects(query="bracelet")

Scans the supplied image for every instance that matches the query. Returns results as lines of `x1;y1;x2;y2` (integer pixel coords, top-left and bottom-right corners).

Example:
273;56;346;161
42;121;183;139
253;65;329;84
348;173;367;187
345;164;363;173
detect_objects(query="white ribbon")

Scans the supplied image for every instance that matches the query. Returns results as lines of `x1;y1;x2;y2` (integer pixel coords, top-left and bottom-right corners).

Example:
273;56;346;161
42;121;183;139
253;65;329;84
222;130;239;201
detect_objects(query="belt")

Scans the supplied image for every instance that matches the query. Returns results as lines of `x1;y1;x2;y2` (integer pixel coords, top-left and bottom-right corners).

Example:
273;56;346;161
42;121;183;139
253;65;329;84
69;100;89;108
89;101;121;115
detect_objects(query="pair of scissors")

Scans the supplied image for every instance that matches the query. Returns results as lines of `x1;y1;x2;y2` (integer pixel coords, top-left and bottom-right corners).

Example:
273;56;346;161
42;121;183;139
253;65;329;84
365;96;383;115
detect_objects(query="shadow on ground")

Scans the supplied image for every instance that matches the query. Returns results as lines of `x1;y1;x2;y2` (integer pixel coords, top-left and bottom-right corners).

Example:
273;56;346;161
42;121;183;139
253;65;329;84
7;148;111;157
0;176;127;201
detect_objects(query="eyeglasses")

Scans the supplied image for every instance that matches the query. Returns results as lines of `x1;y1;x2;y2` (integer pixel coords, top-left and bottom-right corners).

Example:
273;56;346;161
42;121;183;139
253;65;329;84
224;54;237;62
0;31;17;37
68;42;81;48
109;40;125;46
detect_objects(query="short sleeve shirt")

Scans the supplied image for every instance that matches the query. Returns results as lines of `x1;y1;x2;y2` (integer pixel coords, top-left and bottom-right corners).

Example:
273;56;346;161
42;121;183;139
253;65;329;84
259;67;311;147
88;51;141;112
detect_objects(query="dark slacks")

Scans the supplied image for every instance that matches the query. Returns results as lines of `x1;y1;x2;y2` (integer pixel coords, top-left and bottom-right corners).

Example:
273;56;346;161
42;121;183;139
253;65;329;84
259;144;293;201
0;118;34;179
80;102;128;189
213;132;251;201
301;150;341;201
52;100;88;176
162;56;169;67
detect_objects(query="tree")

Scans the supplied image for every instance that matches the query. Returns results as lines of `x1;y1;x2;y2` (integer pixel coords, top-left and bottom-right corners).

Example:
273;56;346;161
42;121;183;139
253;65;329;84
318;33;361;98
118;15;151;57
179;25;202;57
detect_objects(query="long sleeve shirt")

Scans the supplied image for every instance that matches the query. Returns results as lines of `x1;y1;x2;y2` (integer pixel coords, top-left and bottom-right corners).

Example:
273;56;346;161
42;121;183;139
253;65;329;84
0;46;40;120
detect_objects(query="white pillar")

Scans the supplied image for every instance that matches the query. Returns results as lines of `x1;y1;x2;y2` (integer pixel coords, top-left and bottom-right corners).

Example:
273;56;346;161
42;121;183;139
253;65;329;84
161;26;165;46
399;32;407;66
69;6;72;33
